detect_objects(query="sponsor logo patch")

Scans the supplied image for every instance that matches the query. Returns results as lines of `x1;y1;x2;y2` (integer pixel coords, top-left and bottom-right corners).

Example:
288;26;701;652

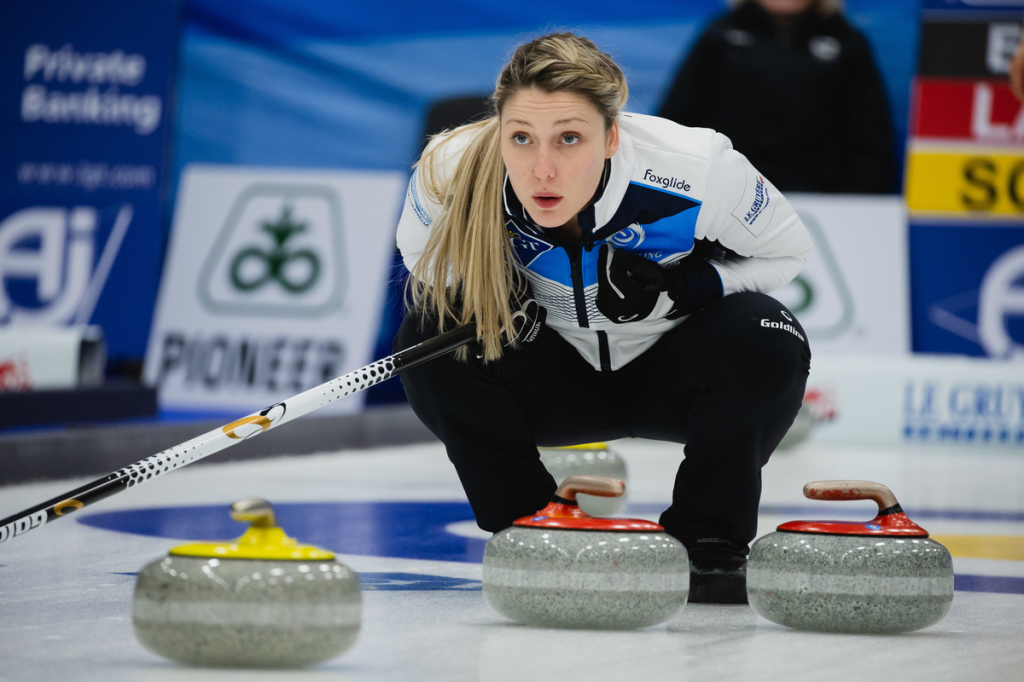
642;169;692;193
507;222;554;267
609;223;646;249
731;169;778;237
760;317;805;342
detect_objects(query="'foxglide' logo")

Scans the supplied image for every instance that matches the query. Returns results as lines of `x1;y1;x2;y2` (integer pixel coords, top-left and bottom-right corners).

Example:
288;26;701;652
643;169;691;193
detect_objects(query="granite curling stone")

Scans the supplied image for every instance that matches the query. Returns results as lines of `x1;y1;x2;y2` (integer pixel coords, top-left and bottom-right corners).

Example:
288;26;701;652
747;480;954;634
776;401;814;450
538;442;629;516
133;498;361;667
483;475;688;629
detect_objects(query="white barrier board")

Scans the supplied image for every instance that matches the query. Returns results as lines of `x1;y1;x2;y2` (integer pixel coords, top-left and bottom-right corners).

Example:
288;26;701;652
0;325;103;390
143;165;405;413
772;195;909;355
805;355;1024;449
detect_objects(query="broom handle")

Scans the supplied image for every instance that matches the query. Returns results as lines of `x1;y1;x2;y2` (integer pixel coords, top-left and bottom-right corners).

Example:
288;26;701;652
0;322;476;545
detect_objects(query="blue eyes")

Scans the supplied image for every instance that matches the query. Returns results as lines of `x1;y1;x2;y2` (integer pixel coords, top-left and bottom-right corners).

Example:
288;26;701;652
510;134;581;145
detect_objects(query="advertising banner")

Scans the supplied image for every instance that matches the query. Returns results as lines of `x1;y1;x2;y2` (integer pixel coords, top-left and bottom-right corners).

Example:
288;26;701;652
805;355;1024;448
0;325;105;390
906;145;1024;216
770;195;910;355
0;0;180;364
917;14;1022;79
143;165;405;414
907;1;1024;357
911;80;1023;142
909;221;1024;357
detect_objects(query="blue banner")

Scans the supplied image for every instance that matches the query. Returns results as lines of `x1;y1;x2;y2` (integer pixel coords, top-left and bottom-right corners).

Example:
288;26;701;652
909;222;1024;357
174;0;919;175
0;0;181;365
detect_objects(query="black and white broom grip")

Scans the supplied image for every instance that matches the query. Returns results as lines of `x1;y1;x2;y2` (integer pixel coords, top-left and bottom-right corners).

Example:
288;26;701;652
0;322;477;545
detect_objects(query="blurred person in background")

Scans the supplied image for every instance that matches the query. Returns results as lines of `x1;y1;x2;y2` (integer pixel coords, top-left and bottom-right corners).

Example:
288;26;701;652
658;0;897;194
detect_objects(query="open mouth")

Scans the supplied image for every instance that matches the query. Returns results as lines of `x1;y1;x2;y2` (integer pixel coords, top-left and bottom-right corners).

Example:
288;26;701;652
533;194;562;209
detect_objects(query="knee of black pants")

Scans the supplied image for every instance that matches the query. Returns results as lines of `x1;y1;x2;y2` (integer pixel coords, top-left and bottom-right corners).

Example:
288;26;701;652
724;293;811;447
689;292;811;454
705;292;811;390
394;309;482;437
393;309;555;531
746;293;810;394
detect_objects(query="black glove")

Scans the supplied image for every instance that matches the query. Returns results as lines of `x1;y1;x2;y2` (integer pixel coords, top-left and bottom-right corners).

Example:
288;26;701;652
596;244;689;323
472;295;546;359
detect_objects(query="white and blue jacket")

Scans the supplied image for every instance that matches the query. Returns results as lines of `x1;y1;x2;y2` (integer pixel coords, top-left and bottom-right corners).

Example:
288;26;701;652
398;113;812;371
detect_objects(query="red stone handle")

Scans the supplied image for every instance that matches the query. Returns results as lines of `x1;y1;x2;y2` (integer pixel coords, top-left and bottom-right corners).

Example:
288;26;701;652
555;475;625;501
803;480;899;512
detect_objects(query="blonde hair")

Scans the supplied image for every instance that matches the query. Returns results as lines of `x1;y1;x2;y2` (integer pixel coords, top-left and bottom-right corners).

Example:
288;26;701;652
408;32;628;361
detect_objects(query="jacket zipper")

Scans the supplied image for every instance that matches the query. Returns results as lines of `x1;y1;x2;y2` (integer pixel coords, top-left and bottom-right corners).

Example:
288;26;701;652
567;241;589;328
578;236;612;371
524;226;613;370
597;331;611;371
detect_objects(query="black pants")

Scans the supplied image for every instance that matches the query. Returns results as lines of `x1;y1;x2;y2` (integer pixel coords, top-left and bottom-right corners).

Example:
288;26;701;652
395;292;811;551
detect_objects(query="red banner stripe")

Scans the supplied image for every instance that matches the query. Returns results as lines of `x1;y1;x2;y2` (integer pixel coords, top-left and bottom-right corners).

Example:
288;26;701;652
911;78;1024;142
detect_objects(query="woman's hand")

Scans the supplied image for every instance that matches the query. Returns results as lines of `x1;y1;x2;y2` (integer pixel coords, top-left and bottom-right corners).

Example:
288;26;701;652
508;297;546;345
596;244;689;323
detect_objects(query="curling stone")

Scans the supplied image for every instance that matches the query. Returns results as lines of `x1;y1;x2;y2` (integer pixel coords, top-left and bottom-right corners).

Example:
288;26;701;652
483;475;688;629
778;389;836;451
776;402;814;450
747;481;954;634
133;498;361;667
538;443;628;516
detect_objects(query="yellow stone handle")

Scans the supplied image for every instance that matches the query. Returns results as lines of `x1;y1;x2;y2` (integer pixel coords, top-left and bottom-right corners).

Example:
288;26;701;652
803;480;900;511
230;498;278;529
556;475;625;501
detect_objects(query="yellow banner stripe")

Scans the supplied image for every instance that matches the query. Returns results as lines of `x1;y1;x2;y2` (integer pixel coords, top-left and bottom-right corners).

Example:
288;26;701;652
930;535;1024;561
905;148;1024;216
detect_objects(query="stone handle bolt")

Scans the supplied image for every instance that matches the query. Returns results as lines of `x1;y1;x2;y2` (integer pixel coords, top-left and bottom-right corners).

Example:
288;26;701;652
555;475;625;501
230;498;278;529
802;480;900;512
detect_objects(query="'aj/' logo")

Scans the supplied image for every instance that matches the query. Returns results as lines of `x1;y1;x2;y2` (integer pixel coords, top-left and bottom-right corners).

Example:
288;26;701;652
0;204;132;324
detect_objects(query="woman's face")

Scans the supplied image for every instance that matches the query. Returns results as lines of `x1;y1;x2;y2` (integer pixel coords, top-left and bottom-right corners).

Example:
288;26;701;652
500;87;619;229
754;0;816;16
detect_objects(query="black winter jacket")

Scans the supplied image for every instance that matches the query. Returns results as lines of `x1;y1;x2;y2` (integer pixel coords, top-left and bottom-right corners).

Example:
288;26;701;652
658;3;897;194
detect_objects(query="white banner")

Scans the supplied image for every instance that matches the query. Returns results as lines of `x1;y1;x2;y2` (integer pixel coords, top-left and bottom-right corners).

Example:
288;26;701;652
143;164;405;414
0;325;104;390
771;194;909;356
803;355;1024;449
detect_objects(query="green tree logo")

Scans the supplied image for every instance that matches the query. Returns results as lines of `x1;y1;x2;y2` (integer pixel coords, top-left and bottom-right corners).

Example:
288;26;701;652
229;206;321;293
197;184;346;318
